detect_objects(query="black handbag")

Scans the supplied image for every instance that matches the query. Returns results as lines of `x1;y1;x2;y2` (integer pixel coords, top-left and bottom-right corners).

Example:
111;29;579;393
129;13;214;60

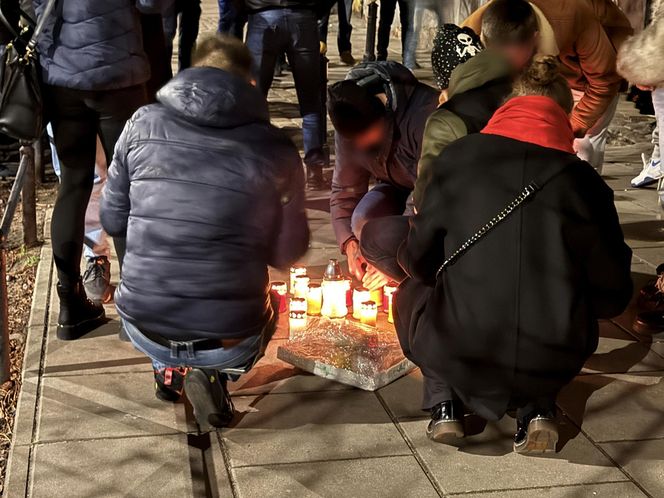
0;0;58;141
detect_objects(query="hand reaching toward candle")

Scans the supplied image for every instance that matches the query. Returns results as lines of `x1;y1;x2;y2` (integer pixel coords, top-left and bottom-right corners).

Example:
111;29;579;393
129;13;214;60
362;264;390;291
345;239;367;281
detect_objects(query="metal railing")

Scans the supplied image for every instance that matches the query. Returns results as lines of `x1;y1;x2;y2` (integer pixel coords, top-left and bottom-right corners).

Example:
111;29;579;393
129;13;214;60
0;142;38;383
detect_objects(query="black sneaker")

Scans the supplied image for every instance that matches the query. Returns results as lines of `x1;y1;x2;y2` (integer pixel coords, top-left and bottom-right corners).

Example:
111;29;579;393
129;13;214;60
82;256;112;304
426;400;465;443
514;410;558;454
57;278;106;340
154;367;189;402
307;166;327;190
185;369;235;432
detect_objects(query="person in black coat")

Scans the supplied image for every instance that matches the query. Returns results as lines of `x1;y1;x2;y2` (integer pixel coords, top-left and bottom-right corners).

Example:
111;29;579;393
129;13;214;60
101;35;309;431
395;57;632;454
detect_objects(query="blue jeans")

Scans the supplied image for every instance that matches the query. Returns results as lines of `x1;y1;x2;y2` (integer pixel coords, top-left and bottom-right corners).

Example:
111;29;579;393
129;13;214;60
246;8;326;167
123;319;273;374
218;0;246;39
318;0;353;53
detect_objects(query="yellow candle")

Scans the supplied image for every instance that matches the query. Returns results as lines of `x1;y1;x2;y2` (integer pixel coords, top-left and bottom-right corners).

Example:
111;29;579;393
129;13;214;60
360;300;378;327
384;282;398;323
289;310;306;336
293;275;310;299
289;265;307;293
370;287;384;309
352;287;371;319
290;297;307;313
306;283;322;316
387;292;395;324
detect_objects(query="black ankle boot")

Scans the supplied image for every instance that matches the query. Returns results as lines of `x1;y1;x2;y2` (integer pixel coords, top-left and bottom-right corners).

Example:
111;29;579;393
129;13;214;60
426;400;465;443
185;369;235;432
56;278;106;340
306;166;326;190
514;409;558;454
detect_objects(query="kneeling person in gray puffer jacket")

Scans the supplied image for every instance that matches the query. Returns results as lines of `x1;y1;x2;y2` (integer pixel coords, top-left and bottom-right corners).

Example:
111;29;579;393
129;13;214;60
100;35;310;431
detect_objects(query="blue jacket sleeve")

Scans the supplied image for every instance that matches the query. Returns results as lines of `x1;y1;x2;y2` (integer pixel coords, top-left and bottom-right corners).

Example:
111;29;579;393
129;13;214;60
100;121;133;238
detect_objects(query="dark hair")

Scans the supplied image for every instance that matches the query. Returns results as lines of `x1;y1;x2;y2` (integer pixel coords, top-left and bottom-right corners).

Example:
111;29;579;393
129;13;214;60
482;0;539;46
327;80;386;138
512;56;574;113
192;34;253;81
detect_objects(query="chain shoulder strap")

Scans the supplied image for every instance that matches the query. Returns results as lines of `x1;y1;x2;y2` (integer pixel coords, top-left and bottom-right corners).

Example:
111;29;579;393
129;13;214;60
435;181;540;279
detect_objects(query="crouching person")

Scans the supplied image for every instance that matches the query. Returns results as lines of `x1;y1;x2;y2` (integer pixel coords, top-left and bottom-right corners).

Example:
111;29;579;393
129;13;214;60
395;57;632;454
101;35;309;431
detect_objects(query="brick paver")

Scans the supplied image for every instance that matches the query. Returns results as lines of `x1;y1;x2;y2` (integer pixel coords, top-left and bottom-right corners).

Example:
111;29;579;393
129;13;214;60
4;2;664;497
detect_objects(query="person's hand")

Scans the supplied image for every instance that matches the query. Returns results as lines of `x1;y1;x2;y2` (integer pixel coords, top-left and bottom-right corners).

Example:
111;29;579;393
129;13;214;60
345;239;367;281
362;264;390;291
637;85;655;92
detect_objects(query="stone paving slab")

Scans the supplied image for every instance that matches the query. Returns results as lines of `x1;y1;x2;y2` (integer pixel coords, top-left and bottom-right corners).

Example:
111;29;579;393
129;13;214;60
233;456;439;498
456;482;648;498
601;439;664;498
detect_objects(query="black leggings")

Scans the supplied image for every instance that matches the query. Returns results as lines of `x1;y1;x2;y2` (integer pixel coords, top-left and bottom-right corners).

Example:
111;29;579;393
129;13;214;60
48;85;146;288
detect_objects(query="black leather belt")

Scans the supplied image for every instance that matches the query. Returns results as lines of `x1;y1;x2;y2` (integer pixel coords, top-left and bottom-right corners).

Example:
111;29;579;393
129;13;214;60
141;330;227;352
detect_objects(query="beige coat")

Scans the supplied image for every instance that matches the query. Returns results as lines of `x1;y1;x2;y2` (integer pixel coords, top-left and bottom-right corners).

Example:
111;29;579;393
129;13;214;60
617;0;664;86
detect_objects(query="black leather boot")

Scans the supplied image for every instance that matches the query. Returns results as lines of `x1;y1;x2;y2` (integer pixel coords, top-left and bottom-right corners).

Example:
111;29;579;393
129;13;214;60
185;369;235;432
306;165;326;190
56;278;106;341
426;400;465;443
514;409;558;454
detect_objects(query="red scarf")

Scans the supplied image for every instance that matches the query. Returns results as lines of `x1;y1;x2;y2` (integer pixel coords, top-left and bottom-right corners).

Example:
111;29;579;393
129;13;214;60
481;96;575;154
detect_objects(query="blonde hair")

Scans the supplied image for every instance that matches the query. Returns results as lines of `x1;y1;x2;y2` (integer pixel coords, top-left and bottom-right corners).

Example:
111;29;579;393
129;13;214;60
192;34;253;81
512;56;574;113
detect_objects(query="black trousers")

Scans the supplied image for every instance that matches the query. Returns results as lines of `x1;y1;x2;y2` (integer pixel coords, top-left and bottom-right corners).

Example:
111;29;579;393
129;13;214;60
47;85;147;288
377;0;411;59
360;214;410;282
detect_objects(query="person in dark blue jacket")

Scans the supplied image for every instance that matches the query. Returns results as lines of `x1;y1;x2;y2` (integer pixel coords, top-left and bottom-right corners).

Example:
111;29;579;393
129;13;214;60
100;35;310;431
33;0;170;340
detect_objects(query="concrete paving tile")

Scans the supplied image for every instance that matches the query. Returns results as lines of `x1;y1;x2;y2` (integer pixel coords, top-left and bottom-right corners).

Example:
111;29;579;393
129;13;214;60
633;246;664;269
3;444;31;498
601;439;664;498
29;434;232;498
41;317;152;377
11;376;38;446
583;321;664;374
557;373;664;443
36;371;194;443
377;369;426;420
234;456;438;498
399;417;627;494
222;391;410;466
456;482;646;497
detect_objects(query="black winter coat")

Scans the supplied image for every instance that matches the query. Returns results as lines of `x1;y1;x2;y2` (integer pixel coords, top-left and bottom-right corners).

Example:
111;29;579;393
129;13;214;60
101;67;309;342
395;133;633;420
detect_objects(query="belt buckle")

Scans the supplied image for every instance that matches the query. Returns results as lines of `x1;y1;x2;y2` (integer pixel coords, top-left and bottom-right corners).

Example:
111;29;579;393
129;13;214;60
170;341;196;360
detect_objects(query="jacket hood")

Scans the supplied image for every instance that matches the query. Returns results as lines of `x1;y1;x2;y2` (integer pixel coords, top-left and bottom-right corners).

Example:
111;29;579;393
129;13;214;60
448;50;513;98
345;61;419;113
157;67;270;128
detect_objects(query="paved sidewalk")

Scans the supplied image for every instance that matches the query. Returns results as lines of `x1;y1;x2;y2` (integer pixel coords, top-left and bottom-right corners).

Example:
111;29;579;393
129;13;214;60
5;2;664;497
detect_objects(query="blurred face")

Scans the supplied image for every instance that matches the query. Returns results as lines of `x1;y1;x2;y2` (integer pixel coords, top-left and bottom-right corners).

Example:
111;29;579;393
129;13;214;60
492;33;539;71
352;118;388;154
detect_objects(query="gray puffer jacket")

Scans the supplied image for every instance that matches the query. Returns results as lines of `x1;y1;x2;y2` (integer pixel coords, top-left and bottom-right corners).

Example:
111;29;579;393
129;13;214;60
101;67;309;341
32;0;170;90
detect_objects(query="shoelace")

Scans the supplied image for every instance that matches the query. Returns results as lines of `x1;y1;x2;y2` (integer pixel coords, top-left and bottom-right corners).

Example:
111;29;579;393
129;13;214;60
83;258;107;281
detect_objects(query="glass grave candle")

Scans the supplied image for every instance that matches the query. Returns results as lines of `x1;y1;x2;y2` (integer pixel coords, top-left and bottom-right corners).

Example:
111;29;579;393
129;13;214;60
289;310;306;336
360;300;378;327
306;283;322;316
320;259;348;318
344;278;353;307
370;287;384;309
290;297;307;313
293;275;310;299
352;287;371;319
383;282;398;309
270;281;288;313
289;265;307;293
387;292;395;324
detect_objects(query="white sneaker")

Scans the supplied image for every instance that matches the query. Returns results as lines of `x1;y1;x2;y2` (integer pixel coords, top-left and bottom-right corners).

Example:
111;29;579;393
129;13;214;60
631;153;663;188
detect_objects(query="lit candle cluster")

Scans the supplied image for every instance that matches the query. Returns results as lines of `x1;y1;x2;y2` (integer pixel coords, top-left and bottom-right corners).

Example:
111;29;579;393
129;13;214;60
271;260;399;335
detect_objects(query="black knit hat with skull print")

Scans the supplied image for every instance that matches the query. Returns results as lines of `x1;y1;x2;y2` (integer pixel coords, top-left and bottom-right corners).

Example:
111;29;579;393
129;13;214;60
432;24;484;90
